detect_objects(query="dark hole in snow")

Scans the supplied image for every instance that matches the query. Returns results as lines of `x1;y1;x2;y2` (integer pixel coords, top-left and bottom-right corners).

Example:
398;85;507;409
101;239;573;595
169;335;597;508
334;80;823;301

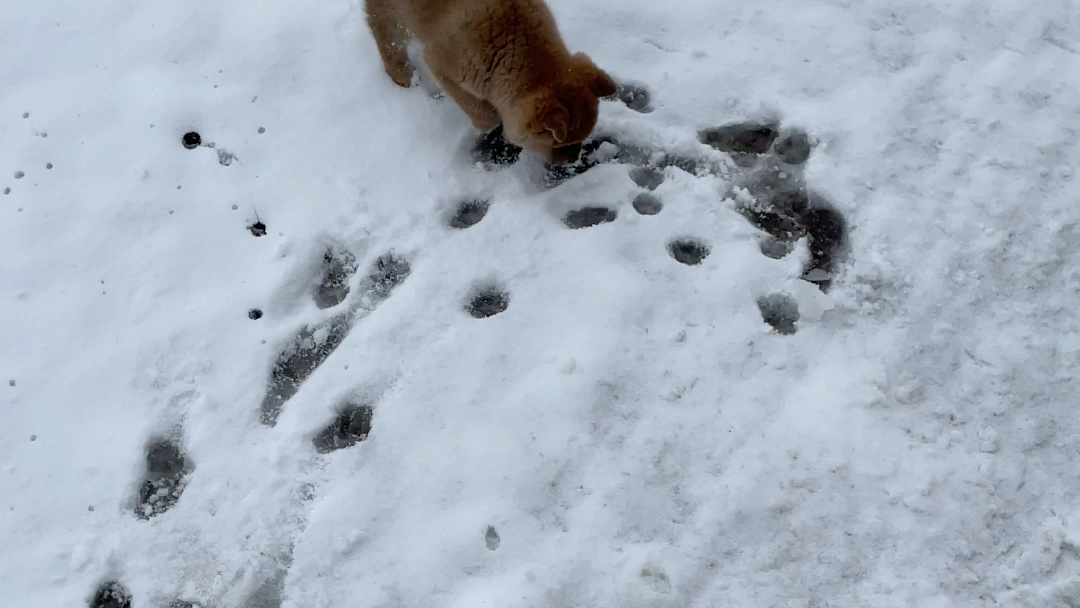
698;122;779;155
467;287;509;319
758;294;800;335
668;239;710;265
563;206;617;229
801;207;847;292
629;166;665;191
632;192;663;215
248;221;267;237
313;403;373;453
90;581;131;608
182;132;202;149
450;198;491;229
774;130;812;165
248;309;263;320
135;438;190;519
758;237;796;260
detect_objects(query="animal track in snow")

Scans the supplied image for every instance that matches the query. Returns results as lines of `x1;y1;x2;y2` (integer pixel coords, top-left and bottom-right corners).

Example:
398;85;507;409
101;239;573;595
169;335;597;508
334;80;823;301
466;286;510;319
563;206;617;229
313;402;373;454
315;246;358;309
774;130;812;165
757;293;800;335
259;312;353;426
216;148;236;166
90;581;131;608
135;437;192;519
485;526;501;550
737;187;847;292
694;121;848;292
628;166;665;191
632;192;663;215
449;198;491;229
612;82;653;113
260;253;411;426
758;236;796;260
801;207;847;291
668;238;710;266
361;252;412;304
740;190;807;240
699;121;779;167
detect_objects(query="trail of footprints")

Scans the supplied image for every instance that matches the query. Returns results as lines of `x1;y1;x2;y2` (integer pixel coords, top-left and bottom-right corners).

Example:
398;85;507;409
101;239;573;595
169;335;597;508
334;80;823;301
94;83;848;607
260;251;412;427
472;106;847;334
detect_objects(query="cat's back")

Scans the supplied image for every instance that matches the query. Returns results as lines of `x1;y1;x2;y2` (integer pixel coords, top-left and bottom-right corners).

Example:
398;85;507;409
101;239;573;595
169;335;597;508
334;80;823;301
398;0;563;51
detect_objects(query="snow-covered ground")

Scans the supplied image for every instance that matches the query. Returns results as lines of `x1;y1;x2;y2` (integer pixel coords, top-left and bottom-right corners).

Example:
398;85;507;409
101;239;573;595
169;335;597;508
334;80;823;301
3;0;1080;605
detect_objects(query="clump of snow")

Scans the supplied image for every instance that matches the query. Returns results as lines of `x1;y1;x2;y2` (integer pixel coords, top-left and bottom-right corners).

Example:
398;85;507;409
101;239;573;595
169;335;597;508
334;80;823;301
3;0;1080;606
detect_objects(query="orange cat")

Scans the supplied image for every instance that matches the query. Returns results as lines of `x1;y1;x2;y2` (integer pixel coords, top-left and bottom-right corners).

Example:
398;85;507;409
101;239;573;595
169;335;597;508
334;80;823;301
364;0;617;162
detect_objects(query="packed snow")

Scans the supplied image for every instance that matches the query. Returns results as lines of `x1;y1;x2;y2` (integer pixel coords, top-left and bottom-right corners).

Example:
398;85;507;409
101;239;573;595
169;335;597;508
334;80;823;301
2;0;1080;606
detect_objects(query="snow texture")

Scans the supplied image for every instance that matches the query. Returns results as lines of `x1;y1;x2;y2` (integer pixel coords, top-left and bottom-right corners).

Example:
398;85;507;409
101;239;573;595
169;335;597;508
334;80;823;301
2;0;1080;606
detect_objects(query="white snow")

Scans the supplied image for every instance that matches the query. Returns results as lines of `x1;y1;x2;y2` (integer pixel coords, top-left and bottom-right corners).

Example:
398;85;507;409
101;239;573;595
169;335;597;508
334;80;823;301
3;0;1080;606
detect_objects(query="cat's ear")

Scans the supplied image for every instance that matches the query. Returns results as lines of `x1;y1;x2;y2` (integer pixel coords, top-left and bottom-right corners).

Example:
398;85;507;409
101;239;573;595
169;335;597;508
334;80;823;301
544;105;570;143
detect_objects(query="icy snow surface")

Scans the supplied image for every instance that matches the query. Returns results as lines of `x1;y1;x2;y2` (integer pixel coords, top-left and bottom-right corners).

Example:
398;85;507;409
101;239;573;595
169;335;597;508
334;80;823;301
2;0;1080;606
